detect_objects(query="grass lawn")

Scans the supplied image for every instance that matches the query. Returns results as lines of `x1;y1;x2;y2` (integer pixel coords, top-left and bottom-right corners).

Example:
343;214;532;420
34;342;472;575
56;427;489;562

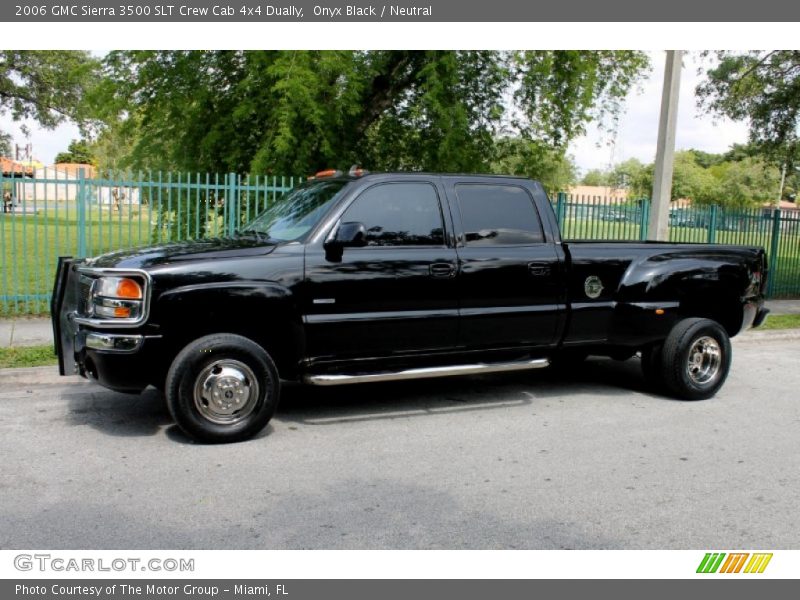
0;200;237;316
759;313;800;330
0;344;57;368
1;206;155;316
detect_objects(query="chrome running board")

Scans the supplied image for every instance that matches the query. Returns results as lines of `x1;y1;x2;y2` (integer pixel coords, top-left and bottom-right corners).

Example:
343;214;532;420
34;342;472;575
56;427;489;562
304;358;550;386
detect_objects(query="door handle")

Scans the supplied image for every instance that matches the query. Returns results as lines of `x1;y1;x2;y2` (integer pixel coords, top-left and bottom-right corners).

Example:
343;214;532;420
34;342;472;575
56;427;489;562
528;263;551;276
429;262;456;278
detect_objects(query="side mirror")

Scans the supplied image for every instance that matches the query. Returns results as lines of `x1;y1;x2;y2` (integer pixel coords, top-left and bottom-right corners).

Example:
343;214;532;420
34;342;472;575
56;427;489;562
324;221;366;262
328;221;367;248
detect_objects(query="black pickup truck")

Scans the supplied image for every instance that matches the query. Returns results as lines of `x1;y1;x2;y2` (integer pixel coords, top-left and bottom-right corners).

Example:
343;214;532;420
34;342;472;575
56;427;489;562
52;172;769;443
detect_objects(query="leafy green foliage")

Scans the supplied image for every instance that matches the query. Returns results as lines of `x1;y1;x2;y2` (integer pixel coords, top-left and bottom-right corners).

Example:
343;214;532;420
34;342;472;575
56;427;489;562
0;130;11;157
512;51;649;146
581;169;612;187
585;149;782;208
0;51;98;132
709;157;780;207
54;138;96;165
698;51;800;161
492;137;578;193
580;158;650;197
669;152;720;204
89;50;649;177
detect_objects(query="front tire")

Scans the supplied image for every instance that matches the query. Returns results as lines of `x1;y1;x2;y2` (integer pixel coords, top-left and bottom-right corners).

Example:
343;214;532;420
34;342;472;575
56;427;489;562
660;318;731;400
165;333;279;443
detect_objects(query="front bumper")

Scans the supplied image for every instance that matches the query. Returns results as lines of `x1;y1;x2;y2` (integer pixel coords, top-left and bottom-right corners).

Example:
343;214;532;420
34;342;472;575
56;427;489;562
51;258;164;393
76;331;164;392
85;332;144;352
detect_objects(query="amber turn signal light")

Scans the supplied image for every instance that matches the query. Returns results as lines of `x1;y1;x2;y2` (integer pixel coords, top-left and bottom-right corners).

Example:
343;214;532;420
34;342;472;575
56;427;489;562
116;278;143;299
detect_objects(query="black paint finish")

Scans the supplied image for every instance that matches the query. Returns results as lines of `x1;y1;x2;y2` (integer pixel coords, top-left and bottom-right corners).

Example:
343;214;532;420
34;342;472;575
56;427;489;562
51;172;768;392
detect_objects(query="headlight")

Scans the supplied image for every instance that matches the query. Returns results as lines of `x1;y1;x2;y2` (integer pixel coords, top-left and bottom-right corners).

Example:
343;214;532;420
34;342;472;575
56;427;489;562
90;276;144;319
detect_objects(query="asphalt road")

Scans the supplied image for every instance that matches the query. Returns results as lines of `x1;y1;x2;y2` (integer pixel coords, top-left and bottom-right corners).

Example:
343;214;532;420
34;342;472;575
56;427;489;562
1;334;798;550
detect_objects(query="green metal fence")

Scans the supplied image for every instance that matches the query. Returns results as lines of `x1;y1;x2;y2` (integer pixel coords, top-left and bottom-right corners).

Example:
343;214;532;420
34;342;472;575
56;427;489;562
2;179;800;317
553;193;651;241
1;169;298;316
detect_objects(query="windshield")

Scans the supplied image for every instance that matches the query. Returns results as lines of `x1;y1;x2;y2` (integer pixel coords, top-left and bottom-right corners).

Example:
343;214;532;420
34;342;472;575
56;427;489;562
242;180;348;241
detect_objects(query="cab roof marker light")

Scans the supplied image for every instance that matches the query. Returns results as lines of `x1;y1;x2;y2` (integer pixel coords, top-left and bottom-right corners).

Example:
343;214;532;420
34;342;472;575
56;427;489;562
313;169;343;179
348;165;369;177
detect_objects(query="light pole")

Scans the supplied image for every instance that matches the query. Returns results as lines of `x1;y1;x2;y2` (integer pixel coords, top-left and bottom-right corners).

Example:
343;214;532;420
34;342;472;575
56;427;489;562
776;163;787;211
648;50;684;241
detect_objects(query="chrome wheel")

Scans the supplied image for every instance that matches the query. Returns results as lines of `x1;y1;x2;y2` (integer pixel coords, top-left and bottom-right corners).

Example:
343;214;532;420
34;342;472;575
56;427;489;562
685;336;722;385
193;359;260;425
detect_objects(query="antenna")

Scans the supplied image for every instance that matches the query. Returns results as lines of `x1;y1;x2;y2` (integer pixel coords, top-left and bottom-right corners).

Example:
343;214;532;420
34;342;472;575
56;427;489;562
15;143;32;162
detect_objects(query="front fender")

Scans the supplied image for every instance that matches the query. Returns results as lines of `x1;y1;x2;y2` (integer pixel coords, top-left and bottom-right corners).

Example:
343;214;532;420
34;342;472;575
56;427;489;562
153;281;304;378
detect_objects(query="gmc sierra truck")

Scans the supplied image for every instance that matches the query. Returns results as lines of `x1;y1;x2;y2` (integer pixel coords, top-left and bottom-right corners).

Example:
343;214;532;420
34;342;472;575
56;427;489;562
52;172;769;443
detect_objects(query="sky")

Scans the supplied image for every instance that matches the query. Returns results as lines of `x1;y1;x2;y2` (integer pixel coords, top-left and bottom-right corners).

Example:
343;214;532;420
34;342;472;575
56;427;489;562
568;51;750;174
4;117;80;166
3;51;750;174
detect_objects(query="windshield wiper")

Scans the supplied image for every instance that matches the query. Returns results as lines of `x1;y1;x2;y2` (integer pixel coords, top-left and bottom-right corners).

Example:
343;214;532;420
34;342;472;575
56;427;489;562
235;230;271;243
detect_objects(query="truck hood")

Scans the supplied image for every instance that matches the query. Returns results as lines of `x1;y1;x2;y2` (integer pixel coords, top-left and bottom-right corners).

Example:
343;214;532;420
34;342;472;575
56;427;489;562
86;235;278;269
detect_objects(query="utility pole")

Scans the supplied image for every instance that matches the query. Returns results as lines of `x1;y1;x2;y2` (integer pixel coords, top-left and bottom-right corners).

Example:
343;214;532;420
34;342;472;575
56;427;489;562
776;163;787;210
648;50;683;241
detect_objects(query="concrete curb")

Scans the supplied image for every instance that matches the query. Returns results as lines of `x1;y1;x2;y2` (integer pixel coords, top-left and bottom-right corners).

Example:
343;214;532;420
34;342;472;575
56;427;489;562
734;328;800;344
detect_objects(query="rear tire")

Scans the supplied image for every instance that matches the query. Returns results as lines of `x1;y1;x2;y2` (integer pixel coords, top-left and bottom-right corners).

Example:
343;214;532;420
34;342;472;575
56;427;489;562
659;318;731;400
165;333;279;443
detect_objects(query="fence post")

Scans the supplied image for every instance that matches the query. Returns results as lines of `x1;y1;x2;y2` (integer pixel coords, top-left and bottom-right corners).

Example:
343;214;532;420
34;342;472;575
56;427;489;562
639;198;650;240
77;168;87;258
708;205;718;244
227;172;237;237
767;208;781;298
554;192;564;225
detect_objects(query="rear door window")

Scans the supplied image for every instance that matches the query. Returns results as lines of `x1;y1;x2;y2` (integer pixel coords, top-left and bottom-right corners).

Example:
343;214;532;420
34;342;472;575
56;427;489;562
454;184;544;245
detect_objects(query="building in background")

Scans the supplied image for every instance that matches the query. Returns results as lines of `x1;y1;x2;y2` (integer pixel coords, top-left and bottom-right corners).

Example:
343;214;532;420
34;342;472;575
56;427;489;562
14;163;140;208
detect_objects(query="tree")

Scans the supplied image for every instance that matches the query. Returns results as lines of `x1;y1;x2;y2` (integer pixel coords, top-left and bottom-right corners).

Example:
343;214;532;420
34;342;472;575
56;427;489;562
670;151;720;204
685;148;725;169
491;137;577;193
710;157;780;207
579;158;648;195
610;158;648;193
91;50;649;175
574;149;779;208
0;131;11;157
697;51;800;162
54;138;96;164
0;51;98;144
581;169;611;186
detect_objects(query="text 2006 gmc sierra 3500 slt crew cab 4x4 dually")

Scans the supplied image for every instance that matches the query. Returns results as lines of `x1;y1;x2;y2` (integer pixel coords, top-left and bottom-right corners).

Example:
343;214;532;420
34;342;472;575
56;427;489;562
52;172;769;443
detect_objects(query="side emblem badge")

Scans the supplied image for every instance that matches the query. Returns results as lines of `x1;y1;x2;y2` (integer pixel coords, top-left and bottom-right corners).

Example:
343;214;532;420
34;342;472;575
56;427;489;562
584;276;604;299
